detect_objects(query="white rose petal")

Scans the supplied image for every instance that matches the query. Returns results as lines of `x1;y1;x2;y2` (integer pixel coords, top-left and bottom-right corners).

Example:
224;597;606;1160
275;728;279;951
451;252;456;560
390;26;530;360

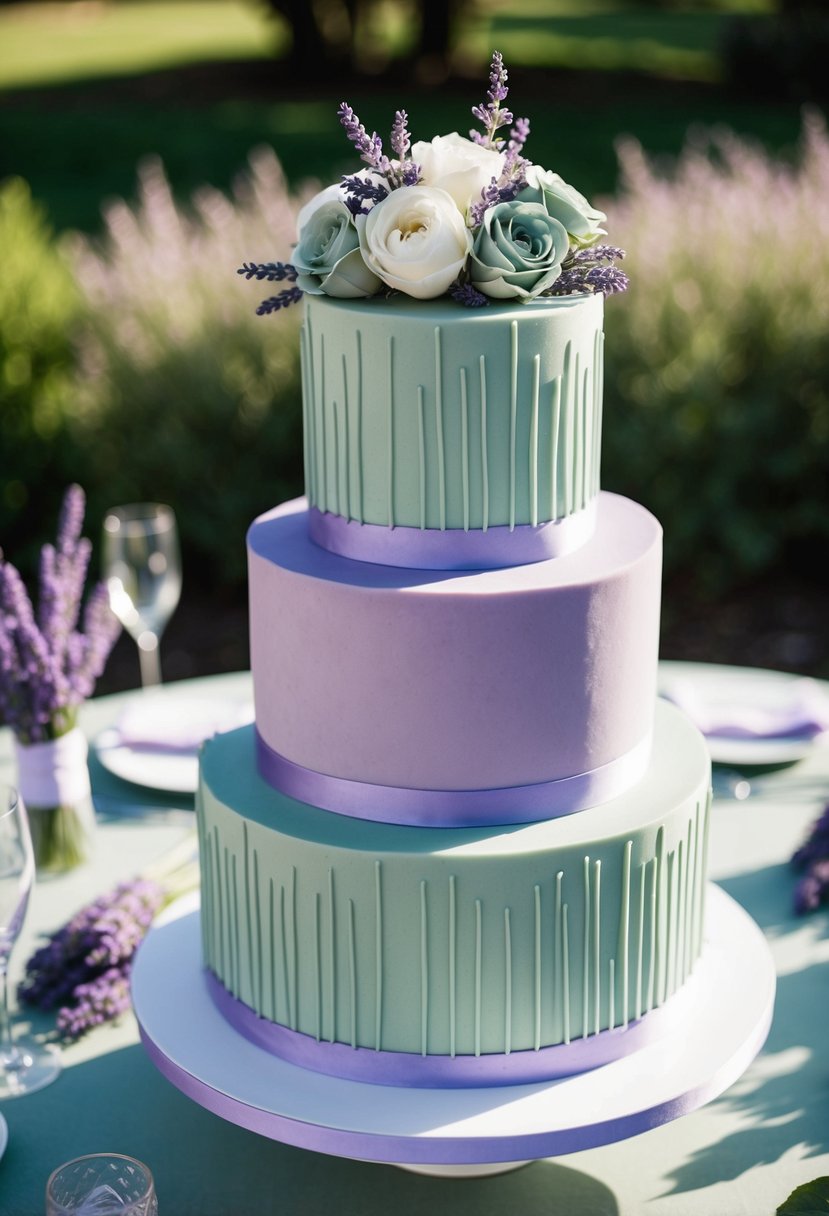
411;132;503;217
359;186;473;300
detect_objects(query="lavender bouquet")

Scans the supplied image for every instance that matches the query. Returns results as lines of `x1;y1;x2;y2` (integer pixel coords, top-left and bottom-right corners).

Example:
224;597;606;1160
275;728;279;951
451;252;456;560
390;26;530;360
0;485;121;870
239;51;628;313
791;804;829;914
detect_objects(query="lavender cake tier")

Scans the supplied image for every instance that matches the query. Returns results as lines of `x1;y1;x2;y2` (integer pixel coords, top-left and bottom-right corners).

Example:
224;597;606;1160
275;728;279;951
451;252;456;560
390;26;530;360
248;491;662;824
300;292;604;566
196;702;711;1086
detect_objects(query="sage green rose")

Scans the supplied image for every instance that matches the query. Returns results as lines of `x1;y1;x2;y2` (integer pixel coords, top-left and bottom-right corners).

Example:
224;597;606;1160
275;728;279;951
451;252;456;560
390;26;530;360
293;198;382;299
519;166;607;248
469;200;570;301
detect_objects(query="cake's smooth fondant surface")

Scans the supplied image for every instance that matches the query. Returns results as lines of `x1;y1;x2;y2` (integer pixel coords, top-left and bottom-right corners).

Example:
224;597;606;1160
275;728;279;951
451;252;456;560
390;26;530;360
249;492;662;811
197;701;711;1086
300;292;604;553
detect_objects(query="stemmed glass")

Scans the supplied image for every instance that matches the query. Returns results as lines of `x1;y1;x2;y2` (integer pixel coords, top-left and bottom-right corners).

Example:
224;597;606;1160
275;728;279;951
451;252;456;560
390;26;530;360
102;503;182;688
0;785;62;1098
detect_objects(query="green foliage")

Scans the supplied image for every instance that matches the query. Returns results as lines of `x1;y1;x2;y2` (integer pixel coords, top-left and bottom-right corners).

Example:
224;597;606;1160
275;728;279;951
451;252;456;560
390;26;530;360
777;1176;829;1214
602;113;829;597
0;178;82;571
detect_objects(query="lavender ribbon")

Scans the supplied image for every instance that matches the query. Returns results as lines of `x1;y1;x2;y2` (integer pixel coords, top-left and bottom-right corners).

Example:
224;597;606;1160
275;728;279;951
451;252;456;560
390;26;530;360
255;729;652;827
205;968;678;1088
308;503;597;570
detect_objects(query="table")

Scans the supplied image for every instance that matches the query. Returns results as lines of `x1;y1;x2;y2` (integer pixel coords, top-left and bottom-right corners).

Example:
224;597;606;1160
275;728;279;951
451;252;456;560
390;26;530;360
2;668;829;1216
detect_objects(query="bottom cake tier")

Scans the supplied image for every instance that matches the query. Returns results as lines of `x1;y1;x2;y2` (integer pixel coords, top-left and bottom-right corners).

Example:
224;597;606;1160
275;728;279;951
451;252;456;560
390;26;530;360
196;699;711;1088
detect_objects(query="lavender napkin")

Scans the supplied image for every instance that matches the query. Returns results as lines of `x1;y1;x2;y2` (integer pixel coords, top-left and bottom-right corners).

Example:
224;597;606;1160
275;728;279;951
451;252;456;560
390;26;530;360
662;676;829;741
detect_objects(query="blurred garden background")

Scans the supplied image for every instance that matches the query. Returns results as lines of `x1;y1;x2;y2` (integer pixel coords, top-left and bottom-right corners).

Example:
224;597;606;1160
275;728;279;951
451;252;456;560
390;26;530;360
1;0;827;691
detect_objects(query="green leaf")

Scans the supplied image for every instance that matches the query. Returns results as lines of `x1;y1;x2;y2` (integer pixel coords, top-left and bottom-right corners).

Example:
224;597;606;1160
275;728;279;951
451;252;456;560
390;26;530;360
777;1177;829;1215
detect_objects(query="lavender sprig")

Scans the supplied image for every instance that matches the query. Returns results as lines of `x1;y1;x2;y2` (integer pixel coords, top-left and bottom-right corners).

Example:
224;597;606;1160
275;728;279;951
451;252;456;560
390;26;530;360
237;261;298;283
337;103;390;177
791;803;829;915
255;286;304;315
341;174;390;218
470;50;513;150
548;265;630;296
450;281;490;308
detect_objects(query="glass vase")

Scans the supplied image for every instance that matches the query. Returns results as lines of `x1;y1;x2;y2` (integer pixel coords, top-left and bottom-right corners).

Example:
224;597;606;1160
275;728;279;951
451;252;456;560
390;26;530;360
13;724;95;873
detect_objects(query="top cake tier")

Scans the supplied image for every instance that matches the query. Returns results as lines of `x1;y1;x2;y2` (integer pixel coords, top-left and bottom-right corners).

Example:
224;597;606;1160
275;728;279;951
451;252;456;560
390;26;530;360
301;291;604;570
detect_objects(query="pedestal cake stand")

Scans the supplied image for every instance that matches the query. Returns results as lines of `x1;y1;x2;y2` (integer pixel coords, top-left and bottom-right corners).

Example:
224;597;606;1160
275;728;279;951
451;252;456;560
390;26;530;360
131;885;774;1175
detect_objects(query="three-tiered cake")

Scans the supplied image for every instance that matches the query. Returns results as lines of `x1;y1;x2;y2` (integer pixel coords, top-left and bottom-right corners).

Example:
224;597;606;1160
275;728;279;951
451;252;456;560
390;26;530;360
196;57;711;1088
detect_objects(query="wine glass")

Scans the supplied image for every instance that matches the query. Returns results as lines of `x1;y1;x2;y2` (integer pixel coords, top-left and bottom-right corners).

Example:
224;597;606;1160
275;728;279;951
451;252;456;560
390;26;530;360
0;785;62;1098
102;503;182;688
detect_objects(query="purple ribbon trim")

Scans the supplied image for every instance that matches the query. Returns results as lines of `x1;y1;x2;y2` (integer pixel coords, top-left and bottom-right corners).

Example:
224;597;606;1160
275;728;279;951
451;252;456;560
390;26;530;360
255;729;652;827
205;968;678;1089
308;504;597;570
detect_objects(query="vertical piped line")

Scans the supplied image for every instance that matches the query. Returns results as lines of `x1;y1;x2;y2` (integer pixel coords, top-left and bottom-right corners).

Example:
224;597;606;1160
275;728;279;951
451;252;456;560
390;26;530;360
314;892;322;1042
200;821;212;967
319;331;328;513
676;837;686;989
348;899;357;1049
654;827;667;1007
300;324;312;503
592;328;602;495
420;880;429;1057
646;856;658;1014
290;865;298;1031
449;875;457;1057
562;341;574;515
534;884;542;1051
331;400;340;518
692;797;704;963
460;370;470;532
554;871;564;1041
243;825;254;1005
699;790;713;956
530;354;540;526
374;860;383;1051
474;899;482;1057
222;848;232;991
212;827;224;980
573;351;582;515
509;321;518;530
596;332;605;491
582;365;591;508
254;849;263;1017
550;377;562;519
683;818;695;981
417;387;427;530
269;878;276;1022
355;329;364;523
327;868;336;1043
504;907;512;1054
479;356;489;531
609;958;616;1030
582;855;591;1039
231;854;240;997
387;335;395;528
341;353;351;520
434;327;446;530
280;883;290;1027
665;850;675;1003
619;840;632;1029
592;859;601;1036
305;313;320;508
562;903;571;1045
635;862;646;1021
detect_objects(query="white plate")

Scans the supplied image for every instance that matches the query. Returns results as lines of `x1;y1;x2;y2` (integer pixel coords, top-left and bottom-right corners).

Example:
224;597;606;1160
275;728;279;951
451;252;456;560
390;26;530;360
658;661;829;767
0;1111;7;1161
95;689;253;795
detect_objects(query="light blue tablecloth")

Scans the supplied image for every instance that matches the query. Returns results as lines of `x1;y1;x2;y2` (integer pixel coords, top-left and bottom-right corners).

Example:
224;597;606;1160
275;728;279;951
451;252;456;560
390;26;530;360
2;669;829;1216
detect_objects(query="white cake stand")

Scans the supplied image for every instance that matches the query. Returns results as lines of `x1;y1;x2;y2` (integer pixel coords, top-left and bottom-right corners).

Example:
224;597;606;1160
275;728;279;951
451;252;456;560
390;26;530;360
131;885;774;1176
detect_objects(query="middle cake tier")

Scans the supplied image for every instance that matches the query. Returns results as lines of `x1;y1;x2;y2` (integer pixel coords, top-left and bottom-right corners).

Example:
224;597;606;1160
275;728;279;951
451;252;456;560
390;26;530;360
249;491;662;827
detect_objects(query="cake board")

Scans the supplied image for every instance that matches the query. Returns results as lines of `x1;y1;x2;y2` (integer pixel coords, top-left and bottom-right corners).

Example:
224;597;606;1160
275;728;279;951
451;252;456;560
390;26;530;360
131;885;774;1176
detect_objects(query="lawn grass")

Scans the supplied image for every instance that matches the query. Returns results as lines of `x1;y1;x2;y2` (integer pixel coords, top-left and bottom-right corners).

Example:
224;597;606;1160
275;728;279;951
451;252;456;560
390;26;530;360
0;0;807;238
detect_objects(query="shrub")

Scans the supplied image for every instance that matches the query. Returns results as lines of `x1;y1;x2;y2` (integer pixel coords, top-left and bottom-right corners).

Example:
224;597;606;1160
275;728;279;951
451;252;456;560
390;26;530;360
602;111;829;599
65;150;310;590
0;178;82;572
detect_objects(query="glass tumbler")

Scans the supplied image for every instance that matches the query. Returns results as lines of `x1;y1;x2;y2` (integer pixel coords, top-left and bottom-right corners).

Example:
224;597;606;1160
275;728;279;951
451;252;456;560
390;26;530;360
45;1153;157;1215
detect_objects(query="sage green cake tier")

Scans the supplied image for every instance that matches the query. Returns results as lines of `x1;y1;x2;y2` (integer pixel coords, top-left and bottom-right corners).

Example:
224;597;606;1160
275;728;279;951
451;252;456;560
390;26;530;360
300;291;604;533
197;700;711;1071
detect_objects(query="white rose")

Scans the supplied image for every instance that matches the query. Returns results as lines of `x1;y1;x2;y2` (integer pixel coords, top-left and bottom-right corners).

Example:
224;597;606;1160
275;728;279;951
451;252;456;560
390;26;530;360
410;132;503;216
295;171;387;236
357;186;473;300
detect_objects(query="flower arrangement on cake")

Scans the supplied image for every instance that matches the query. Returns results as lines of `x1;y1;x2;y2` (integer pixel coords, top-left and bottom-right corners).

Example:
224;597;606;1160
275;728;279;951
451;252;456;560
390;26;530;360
239;51;628;313
0;486;121;870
